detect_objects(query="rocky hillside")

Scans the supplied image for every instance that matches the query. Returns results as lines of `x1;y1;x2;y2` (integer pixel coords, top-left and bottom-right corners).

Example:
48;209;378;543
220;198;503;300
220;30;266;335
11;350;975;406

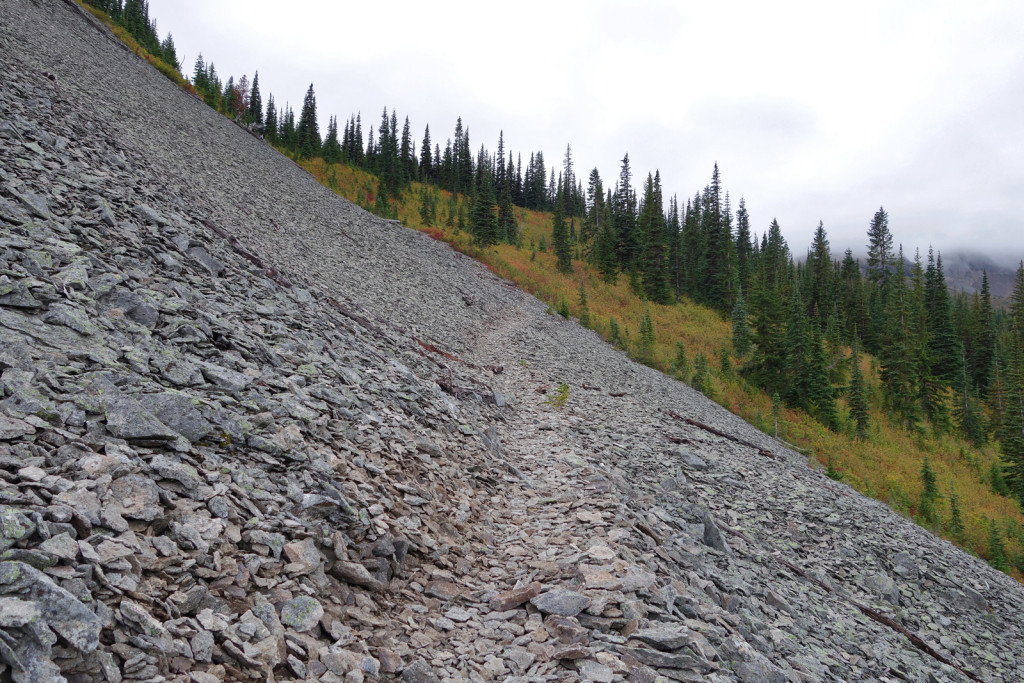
2;1;1024;682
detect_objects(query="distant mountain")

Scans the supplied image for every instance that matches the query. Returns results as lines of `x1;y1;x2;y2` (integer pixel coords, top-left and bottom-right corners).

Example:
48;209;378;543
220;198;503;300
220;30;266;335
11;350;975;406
941;251;1018;298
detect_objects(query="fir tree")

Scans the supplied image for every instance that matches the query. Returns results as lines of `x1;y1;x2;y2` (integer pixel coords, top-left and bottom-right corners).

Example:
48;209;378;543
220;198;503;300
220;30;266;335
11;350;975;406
638;310;656;364
295;83;320;159
848;341;870;439
577;281;591;329
918;456;940;525
469;164;498;245
246;71;262;125
552;191;572;274
948;484;966;541
731;287;751;358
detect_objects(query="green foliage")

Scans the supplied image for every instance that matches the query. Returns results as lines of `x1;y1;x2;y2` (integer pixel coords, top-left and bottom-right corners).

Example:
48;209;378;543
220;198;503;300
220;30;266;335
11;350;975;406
987;518;1009;572
609;317;622;348
543;382;570;410
557;297;570;319
692;353;712;397
577;281;591;329
638;310;656;364
948;485;966;542
848;343;870;439
672;341;689;382
826;457;843;481
918;456;940;525
731;288;751;358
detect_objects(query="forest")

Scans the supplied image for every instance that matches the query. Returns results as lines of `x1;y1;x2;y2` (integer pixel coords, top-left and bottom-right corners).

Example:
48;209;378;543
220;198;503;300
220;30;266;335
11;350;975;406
81;0;1024;575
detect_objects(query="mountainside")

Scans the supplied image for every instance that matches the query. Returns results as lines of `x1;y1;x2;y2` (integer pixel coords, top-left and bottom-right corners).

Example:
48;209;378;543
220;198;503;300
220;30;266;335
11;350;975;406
1;2;1024;682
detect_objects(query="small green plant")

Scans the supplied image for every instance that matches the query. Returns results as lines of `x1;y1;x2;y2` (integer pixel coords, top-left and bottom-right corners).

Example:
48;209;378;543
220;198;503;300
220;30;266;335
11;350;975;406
826;456;843;481
557;297;570;319
543;382;570;410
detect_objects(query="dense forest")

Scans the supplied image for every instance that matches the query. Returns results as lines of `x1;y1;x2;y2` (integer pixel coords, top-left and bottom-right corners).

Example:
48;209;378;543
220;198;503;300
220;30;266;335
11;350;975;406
82;0;1024;573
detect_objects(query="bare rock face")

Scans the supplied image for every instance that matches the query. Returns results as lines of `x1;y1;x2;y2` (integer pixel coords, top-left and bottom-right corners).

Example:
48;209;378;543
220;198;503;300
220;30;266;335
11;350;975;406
1;2;1024;681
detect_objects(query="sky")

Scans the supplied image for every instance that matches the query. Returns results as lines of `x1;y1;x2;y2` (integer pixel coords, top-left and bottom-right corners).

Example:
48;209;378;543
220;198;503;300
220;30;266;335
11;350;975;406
148;0;1024;264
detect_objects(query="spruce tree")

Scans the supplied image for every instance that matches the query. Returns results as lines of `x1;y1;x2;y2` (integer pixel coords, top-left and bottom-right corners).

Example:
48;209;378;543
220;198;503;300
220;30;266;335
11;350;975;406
638;310;656;364
731;287;751;358
469;164;498;245
1000;262;1024;500
918;456;940;525
848;341;870;439
552;182;572;273
295;84;320;159
263;94;278;143
246;71;262;125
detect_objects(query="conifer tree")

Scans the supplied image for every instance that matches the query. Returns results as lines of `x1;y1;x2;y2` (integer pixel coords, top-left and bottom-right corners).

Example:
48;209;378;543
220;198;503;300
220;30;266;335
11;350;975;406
735;197;753;294
1000;262;1024;501
918;456;940;525
848;341;870;439
638;310;656;364
552;190;572;274
246;71;262;125
263;94;277;144
731;287;751;358
865;207;894;351
419;125;432;181
638;172;671;304
295;84;320;159
469;164;498;245
321;116;341;164
948;484;966;541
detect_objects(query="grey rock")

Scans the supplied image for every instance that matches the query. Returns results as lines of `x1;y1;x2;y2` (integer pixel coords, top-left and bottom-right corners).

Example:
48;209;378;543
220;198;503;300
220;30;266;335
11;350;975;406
864;571;900;605
0;560;101;652
401;658;441;683
104;395;180;444
0;414;35;440
530;589;591;617
200;362;251;392
140;391;212;442
0;506;35;552
280;595;323;632
631;625;690;651
673;447;709;471
613;645;710;671
187;246;224;277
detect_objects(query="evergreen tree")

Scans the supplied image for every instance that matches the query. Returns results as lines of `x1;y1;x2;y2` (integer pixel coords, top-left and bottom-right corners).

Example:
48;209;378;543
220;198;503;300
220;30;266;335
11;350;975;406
263;94;278;144
735;197;753;293
970;271;996;393
613;153;638;270
638;310;656;364
469;163;498;245
880;246;921;430
807;325;839;430
159;33;179;70
948;484;966;541
321;116;341;164
295;84;320;159
731;287;751;358
419;125;433;181
246;71;262;125
552;189;572;274
848;341;870;439
918;456;940;525
1000;263;1024;500
638;172;671;304
865;207;894;351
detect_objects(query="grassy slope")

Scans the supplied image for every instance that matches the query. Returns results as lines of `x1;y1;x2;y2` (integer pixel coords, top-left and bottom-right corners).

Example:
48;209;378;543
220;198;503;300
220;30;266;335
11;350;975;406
301;159;1024;577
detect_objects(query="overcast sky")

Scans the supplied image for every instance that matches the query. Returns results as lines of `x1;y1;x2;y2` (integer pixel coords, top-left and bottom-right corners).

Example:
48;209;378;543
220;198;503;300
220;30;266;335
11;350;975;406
149;0;1024;263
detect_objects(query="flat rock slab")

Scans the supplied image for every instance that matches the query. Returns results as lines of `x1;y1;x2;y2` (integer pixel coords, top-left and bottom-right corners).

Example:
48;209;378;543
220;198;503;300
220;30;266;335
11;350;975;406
530;589;591;617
